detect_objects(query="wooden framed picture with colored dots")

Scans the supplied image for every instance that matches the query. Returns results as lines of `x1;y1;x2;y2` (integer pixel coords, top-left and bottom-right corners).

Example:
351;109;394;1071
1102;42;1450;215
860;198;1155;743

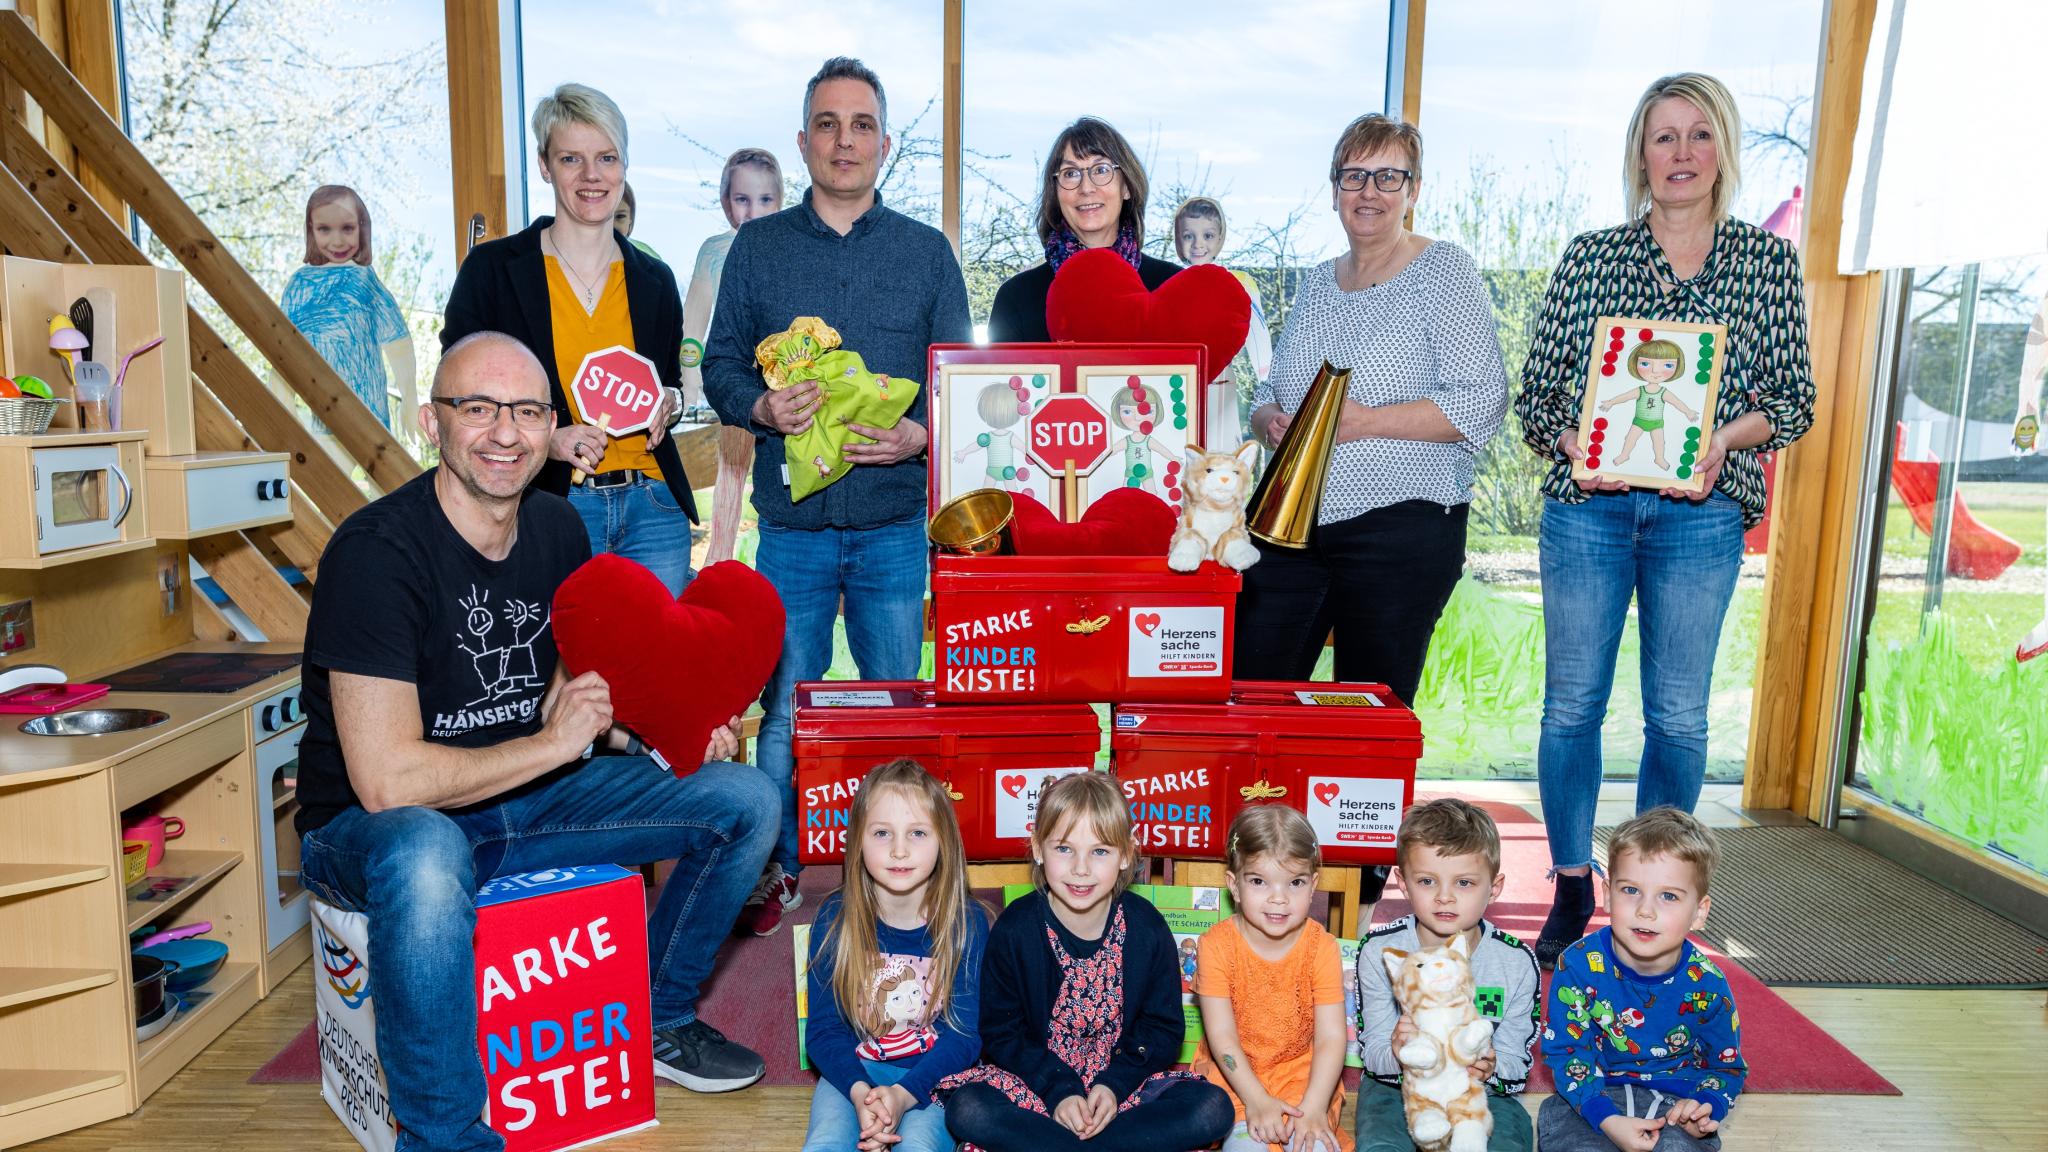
928;343;1208;520
1074;365;1201;509
1571;317;1727;494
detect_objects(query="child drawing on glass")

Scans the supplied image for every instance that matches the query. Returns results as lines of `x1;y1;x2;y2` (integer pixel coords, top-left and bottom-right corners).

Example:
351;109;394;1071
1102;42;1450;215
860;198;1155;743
1600;339;1697;471
953;378;1033;492
278;185;415;436
1113;381;1176;496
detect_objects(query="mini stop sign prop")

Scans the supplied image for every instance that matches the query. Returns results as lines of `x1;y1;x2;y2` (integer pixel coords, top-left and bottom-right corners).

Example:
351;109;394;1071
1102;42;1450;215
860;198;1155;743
1026;394;1111;521
569;346;662;480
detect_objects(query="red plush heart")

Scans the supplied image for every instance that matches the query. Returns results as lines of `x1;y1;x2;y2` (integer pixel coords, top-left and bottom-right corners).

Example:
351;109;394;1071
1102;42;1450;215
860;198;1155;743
1044;249;1252;383
1314;783;1341;807
1009;488;1178;557
553;555;784;775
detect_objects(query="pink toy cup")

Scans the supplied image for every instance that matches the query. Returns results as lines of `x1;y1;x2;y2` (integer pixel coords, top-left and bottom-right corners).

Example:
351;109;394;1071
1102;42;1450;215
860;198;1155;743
121;815;185;868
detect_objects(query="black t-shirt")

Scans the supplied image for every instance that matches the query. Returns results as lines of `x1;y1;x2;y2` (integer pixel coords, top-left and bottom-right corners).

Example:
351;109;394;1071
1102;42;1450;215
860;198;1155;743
295;470;591;834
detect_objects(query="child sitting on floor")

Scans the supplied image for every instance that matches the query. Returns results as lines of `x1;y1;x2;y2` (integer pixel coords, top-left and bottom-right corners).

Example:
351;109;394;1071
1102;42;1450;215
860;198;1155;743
936;771;1235;1152
803;760;990;1152
1193;804;1350;1151
1539;807;1746;1152
1355;798;1541;1151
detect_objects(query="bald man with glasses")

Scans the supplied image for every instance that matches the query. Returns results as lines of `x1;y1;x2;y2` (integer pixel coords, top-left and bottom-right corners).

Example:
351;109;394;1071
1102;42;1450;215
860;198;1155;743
294;331;779;1152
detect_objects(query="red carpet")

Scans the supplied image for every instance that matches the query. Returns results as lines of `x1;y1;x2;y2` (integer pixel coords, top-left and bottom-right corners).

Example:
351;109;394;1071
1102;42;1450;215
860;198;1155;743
254;800;1897;1096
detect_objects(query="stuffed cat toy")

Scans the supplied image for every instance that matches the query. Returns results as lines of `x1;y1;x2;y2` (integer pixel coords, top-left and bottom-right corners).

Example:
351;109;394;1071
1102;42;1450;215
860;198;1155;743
1381;933;1495;1152
1167;441;1260;572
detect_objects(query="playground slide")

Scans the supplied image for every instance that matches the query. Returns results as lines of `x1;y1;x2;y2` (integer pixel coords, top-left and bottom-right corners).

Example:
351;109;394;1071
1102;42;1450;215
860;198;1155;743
1891;425;2023;580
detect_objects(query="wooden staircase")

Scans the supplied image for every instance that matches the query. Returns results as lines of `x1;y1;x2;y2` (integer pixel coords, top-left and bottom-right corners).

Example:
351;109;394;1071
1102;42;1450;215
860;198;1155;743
0;11;422;641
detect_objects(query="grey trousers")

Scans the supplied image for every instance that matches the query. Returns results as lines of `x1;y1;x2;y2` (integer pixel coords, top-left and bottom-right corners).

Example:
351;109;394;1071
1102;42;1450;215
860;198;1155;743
1536;1087;1723;1152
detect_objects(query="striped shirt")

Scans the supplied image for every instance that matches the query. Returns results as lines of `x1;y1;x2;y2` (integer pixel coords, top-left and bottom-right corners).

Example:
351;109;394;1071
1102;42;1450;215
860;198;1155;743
1514;217;1816;528
1255;242;1508;523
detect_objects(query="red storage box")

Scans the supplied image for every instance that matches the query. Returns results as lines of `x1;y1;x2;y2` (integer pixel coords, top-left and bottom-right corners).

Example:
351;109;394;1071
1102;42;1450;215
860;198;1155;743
1110;681;1420;865
793;681;1102;862
932;555;1240;705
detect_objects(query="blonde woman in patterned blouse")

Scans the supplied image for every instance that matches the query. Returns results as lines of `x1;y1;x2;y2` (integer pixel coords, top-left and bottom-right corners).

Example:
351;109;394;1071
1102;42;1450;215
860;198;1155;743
1514;73;1814;973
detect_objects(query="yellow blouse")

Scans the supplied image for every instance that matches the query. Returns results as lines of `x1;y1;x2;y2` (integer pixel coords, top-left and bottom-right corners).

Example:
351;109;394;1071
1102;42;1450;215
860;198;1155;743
545;256;661;479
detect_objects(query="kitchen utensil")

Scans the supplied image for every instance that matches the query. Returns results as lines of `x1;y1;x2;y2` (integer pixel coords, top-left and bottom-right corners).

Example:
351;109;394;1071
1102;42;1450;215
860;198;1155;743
121;814;186;868
135;993;182;1041
139;935;228;993
131;951;178;1019
122;841;149;885
136;920;211;948
0;681;111;714
47;318;87;386
73;360;113;430
69;297;94;360
114;335;164;392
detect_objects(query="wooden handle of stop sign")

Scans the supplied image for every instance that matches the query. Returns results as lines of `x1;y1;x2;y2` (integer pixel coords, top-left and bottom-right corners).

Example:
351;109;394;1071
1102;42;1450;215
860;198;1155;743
1062;460;1079;523
570;412;613;485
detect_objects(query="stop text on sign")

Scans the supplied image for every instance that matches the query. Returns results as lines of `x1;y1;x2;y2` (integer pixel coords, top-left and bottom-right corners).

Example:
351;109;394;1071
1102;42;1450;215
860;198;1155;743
1025;394;1112;473
571;345;662;436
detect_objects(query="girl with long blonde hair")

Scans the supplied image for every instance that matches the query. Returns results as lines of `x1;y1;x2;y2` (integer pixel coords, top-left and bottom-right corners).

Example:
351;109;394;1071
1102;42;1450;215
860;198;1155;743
804;759;988;1151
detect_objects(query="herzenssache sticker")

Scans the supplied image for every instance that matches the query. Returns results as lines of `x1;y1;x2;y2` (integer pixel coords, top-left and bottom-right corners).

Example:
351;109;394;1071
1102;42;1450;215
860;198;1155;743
1127;606;1225;678
1304;776;1403;847
992;766;1093;838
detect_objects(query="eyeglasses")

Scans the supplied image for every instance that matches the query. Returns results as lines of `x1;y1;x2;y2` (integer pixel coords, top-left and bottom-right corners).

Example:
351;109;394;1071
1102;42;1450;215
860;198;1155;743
1334;167;1413;193
1056;161;1122;190
433;395;554;429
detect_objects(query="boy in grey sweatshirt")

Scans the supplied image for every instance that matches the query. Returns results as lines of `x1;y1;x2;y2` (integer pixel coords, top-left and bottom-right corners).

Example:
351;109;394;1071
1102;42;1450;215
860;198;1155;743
1354;799;1541;1152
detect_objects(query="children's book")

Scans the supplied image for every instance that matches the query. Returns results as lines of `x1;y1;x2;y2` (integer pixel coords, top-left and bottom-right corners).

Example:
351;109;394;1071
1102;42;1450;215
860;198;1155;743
1336;936;1365;1069
793;922;812;1070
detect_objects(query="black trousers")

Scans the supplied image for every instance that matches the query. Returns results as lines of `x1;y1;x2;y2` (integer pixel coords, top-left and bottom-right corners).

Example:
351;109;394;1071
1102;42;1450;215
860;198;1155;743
1233;500;1468;910
1233;499;1469;705
944;1080;1236;1152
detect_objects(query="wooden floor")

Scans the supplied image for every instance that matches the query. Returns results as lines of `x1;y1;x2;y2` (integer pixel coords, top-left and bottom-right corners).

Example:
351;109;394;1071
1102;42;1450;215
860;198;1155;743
23;783;2048;1151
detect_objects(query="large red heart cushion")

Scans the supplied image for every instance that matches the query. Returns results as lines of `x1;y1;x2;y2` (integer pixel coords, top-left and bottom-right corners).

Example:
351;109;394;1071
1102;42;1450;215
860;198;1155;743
1045;248;1252;379
553;555;784;774
1010;488;1177;556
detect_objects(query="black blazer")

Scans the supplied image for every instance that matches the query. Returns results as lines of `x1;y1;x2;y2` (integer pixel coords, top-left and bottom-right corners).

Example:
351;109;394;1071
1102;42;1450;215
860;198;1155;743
986;254;1183;343
441;216;698;521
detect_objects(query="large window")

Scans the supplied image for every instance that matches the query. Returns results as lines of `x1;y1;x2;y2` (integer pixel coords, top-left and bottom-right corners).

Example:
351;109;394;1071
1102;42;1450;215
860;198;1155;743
517;0;945;266
1409;0;1826;779
961;1;1393;332
1851;258;2048;875
120;0;453;453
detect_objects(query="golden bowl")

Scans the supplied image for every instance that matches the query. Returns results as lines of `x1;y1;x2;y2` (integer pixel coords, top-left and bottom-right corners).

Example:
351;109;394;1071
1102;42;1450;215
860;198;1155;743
928;488;1015;556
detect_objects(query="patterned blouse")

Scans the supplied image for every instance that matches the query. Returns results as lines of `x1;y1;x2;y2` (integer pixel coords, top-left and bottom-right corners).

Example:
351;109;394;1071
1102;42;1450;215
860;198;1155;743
1255;242;1509;523
1514;217;1815;528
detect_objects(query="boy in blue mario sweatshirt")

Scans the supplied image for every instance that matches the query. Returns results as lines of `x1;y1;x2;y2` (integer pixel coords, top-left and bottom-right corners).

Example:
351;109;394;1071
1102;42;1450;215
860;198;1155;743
1539;808;1744;1151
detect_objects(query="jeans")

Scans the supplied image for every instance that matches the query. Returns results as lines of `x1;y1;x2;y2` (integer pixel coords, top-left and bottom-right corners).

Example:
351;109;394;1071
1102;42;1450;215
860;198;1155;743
299;757;777;1152
1535;490;1744;870
754;514;928;874
803;1059;952;1152
1536;1088;1722;1152
568;476;696;597
1233;500;1469;707
942;1080;1236;1152
1353;1078;1534;1152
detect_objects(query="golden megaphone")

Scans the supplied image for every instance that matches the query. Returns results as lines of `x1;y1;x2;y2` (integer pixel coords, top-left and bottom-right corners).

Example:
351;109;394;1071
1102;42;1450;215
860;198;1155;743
1246;361;1350;548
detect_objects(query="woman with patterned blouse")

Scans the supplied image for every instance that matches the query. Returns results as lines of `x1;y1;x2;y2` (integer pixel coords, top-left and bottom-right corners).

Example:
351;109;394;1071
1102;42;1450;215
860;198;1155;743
1237;113;1507;707
1515;73;1814;968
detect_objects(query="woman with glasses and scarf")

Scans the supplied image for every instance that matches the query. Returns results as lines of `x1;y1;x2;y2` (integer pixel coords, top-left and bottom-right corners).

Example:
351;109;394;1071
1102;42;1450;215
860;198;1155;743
1235;114;1508;913
986;117;1180;342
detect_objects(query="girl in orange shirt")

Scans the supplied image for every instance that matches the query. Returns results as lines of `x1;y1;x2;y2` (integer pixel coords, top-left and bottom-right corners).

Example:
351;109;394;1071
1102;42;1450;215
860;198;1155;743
1195;806;1352;1152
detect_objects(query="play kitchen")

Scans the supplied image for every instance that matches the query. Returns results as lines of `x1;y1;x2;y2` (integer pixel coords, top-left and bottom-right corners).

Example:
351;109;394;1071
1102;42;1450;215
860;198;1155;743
0;243;315;1144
